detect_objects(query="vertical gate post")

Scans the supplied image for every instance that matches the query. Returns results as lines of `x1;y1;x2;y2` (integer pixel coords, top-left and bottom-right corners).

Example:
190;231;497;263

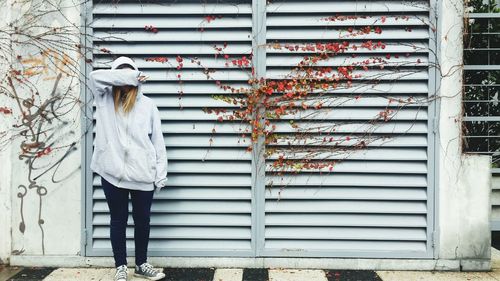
251;0;267;257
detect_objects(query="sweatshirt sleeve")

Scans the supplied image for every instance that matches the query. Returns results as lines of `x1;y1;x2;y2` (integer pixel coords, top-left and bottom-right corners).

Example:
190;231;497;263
88;69;142;97
151;104;168;194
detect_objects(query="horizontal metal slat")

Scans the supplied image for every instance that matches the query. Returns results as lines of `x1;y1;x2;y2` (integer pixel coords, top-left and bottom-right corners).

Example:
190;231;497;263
130;81;427;94
92;94;429;112
93;3;252;15
91;133;427;149
266;54;429;67
89;148;427;166
93;174;251;187
270;120;428;134
162;134;427;148
266;174;427;187
267;15;430;27
264;240;427;252
266;213;427;227
267;43;429;54
93;226;251;239
154;95;429;108
270;134;428;147
167;148;251;160
266;28;429;40
264;186;427;200
140;69;252;81
93;186;251;200
266;147;427;161
156;108;428;121
265;226;427;241
167;161;251;174
93;213;252;226
94;57;250;69
92;17;252;29
92;239;252;250
93;200;252;213
265;200;427;214
275;94;428;109
265;161;427;174
158;120;427;134
266;1;429;13
93;43;252;55
267;68;429;81
93;30;252;42
165;135;250;148
92;95;430;109
492;191;500;207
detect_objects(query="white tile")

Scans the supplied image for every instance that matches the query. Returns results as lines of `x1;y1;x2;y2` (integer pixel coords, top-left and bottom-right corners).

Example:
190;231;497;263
213;268;243;281
376;270;498;281
269;269;327;281
43;268;114;281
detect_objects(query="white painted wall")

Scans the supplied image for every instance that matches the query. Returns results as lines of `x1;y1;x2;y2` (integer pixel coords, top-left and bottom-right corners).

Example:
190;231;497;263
3;0;82;259
0;0;13;265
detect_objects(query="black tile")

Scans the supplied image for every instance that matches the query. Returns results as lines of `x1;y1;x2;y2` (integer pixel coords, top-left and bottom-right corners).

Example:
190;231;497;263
243;268;269;281
492;231;500;250
325;270;383;281
8;267;56;281
162;267;215;281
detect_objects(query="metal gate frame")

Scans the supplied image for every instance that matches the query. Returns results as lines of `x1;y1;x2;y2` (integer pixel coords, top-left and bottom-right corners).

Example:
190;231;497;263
80;0;440;259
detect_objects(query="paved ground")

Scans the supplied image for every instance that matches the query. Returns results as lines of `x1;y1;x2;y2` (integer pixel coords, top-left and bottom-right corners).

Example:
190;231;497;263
1;248;500;281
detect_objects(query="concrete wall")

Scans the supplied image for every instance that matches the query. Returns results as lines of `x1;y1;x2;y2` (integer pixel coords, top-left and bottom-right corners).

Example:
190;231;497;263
0;0;494;271
435;0;492;271
0;0;13;265
1;0;82;261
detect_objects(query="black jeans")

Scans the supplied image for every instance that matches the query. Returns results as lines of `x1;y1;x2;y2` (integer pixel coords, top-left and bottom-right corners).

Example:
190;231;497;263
101;177;154;267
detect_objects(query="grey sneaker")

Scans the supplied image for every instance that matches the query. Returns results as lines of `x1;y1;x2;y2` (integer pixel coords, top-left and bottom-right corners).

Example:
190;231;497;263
134;262;165;280
114;265;128;281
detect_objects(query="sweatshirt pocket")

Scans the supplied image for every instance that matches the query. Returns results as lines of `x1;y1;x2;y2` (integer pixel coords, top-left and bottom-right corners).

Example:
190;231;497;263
124;146;156;183
100;143;124;178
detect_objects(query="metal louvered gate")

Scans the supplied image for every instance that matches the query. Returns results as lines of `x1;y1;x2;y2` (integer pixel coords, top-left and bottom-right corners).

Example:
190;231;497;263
259;0;436;258
84;0;437;259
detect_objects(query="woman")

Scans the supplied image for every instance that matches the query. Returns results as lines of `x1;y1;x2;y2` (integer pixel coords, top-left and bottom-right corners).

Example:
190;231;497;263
89;56;167;281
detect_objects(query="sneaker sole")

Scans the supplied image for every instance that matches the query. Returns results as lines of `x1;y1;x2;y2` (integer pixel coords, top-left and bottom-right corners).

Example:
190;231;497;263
133;272;165;281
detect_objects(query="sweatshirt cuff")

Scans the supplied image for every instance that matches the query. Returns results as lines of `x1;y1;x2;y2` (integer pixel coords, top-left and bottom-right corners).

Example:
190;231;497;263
155;177;168;188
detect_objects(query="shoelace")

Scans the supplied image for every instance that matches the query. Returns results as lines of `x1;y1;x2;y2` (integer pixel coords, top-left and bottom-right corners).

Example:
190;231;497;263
115;265;127;280
140;263;157;275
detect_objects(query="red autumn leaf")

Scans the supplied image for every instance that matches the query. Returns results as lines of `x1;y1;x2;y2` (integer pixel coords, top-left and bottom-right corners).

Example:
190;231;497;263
277;82;285;92
0;107;12;114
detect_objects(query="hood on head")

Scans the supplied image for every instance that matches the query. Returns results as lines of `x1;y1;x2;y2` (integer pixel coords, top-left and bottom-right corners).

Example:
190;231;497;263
111;56;139;71
110;56;144;102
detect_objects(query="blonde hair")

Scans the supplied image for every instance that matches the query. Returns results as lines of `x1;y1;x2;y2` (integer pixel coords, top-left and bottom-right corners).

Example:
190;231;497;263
112;86;137;114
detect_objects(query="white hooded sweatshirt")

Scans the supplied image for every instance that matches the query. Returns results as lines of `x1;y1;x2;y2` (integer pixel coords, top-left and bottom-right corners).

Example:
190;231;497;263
89;56;168;193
